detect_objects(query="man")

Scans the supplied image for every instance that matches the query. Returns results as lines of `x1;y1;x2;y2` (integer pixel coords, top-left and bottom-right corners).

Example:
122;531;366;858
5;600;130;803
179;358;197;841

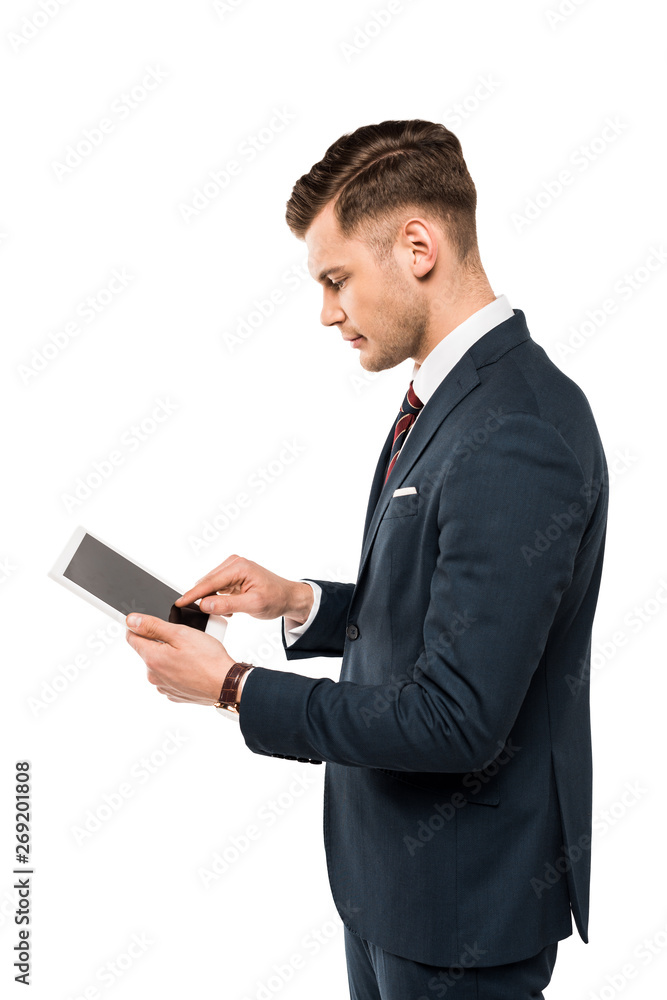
126;119;609;999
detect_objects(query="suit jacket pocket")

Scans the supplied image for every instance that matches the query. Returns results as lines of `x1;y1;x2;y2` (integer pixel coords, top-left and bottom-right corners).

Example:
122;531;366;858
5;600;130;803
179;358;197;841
382;493;419;519
377;768;500;806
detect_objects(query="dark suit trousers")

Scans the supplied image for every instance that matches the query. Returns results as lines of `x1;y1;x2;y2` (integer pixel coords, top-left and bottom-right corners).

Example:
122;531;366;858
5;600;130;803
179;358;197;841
344;925;558;1000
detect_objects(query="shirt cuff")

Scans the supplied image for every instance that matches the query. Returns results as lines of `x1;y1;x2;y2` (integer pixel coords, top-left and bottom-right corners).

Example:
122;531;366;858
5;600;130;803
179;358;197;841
283;580;322;647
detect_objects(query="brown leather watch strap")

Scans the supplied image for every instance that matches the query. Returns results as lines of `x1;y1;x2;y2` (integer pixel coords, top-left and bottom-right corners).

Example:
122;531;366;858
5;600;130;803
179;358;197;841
214;662;254;713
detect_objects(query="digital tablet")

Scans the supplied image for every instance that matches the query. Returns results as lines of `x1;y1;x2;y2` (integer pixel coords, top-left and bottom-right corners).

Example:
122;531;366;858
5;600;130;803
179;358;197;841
48;526;229;643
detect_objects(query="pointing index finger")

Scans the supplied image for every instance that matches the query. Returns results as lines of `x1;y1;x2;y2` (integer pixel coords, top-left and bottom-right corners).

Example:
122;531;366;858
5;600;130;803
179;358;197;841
175;579;219;607
176;558;243;607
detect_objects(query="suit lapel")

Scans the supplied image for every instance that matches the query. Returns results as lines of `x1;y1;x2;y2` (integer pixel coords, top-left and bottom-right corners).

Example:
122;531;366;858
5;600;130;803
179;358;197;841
360;422;395;546
356;309;531;585
356;353;479;583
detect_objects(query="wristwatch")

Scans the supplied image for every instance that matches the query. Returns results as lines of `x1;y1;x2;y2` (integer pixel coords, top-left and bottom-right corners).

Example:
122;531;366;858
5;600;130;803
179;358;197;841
214;662;255;716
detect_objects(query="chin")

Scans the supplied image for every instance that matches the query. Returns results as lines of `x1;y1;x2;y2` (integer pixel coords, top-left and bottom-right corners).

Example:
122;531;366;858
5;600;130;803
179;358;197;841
360;349;399;374
360;358;384;374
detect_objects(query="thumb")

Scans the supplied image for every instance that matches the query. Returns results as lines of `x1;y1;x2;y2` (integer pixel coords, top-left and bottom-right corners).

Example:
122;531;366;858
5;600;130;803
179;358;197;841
126;614;175;644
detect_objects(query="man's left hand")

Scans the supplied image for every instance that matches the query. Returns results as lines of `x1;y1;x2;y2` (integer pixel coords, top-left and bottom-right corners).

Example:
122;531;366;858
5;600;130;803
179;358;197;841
125;614;235;705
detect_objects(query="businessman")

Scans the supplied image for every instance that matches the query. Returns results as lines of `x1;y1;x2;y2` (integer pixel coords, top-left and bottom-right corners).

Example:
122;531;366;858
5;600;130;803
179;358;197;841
126;119;609;999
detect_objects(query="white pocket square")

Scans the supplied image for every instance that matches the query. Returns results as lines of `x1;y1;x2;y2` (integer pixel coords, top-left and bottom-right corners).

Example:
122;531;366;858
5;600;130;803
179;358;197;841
392;486;417;496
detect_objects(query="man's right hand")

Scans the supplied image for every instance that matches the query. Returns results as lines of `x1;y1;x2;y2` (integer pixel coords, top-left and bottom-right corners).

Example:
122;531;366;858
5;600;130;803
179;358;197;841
174;554;314;625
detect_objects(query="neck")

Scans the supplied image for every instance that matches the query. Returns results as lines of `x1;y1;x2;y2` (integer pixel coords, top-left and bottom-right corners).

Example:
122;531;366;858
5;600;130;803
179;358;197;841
414;278;496;364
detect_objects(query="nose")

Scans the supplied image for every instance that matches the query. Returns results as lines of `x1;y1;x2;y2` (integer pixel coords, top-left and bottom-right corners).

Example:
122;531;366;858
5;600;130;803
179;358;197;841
320;288;346;327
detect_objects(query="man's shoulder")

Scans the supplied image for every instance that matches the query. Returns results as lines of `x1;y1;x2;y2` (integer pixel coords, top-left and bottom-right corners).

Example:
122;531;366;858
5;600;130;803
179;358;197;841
430;329;606;495
465;309;593;412
468;329;601;445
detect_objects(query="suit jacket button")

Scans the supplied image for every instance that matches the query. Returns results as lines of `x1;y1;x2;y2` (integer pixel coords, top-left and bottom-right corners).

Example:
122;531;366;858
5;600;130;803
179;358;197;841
310;759;322;764
346;624;359;640
284;755;297;760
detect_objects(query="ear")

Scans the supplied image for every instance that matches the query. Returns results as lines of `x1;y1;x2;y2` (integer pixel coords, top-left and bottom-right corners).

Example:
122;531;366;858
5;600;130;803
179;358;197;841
399;217;439;279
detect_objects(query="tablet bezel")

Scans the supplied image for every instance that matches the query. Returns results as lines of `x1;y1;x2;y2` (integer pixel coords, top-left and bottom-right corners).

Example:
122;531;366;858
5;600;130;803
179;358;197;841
48;525;208;629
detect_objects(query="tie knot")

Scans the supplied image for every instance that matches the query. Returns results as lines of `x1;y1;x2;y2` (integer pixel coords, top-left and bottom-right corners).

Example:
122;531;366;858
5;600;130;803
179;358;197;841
402;379;424;417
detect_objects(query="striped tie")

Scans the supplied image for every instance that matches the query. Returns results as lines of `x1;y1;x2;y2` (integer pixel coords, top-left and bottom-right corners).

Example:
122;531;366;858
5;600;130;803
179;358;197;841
384;380;424;484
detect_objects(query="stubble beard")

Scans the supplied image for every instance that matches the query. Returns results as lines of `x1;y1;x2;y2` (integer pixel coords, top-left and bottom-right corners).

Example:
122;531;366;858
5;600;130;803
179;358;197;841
358;265;431;373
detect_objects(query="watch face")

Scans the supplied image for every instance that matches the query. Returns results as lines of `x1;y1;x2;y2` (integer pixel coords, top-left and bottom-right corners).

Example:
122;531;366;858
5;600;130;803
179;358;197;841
215;704;239;721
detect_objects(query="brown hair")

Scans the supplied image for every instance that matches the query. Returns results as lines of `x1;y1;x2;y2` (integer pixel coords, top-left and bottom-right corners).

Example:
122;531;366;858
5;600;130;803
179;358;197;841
285;119;480;269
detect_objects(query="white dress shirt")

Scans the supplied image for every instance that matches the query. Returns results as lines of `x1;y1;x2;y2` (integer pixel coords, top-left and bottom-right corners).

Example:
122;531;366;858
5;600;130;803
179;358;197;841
283;294;514;646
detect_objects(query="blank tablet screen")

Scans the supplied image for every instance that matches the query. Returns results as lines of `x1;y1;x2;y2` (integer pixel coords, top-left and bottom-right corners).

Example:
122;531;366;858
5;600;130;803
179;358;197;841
63;532;208;630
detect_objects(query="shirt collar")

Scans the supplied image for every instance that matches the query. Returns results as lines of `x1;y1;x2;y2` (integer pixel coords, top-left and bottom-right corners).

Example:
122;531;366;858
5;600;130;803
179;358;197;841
411;294;514;406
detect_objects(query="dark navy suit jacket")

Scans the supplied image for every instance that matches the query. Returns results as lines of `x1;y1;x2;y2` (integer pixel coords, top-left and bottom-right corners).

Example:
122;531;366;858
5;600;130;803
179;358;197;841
239;309;609;967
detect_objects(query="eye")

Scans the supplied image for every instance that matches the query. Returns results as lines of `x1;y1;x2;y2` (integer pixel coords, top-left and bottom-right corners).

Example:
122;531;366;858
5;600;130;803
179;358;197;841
329;278;346;291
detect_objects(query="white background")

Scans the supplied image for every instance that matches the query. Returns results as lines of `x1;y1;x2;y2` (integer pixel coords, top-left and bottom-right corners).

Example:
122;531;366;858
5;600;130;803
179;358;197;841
1;1;666;998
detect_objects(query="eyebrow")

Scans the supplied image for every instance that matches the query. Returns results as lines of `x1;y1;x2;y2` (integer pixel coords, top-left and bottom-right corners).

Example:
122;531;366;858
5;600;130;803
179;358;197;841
316;266;346;283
